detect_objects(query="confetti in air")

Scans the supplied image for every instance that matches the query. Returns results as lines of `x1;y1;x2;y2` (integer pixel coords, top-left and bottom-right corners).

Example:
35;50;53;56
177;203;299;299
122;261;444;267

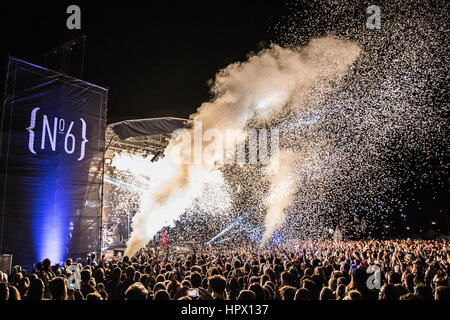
111;0;447;256
123;35;360;256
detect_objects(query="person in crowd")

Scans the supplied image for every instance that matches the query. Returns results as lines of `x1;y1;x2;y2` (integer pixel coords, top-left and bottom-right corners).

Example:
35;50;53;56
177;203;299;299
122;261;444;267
49;277;67;300
125;282;148;300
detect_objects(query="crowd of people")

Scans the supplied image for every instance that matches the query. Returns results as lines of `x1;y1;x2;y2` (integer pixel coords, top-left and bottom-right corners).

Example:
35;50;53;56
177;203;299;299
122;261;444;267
0;239;449;301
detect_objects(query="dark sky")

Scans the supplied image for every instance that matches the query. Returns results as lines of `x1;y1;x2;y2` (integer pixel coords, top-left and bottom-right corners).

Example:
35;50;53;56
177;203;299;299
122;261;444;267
0;1;447;235
0;1;289;122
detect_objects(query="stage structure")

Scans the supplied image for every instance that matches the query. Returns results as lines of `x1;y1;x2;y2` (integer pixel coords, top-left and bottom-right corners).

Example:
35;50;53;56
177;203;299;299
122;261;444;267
101;117;187;249
0;58;108;268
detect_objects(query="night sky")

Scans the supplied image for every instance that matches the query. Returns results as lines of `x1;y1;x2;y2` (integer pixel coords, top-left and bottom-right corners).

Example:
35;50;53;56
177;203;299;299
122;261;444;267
0;1;448;236
0;1;289;122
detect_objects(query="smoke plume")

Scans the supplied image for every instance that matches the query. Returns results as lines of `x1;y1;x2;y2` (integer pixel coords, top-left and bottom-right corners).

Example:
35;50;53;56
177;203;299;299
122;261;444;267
262;149;298;243
124;36;360;256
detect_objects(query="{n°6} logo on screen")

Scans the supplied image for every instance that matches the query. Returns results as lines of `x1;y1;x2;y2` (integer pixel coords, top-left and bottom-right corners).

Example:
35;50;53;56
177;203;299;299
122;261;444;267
26;107;88;161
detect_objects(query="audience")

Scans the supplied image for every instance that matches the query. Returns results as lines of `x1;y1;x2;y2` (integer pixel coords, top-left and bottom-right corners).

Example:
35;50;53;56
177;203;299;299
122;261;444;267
0;239;448;300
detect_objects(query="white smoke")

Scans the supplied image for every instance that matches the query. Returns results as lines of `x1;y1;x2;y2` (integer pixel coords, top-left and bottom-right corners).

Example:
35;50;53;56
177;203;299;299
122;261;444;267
262;149;298;243
124;36;361;256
